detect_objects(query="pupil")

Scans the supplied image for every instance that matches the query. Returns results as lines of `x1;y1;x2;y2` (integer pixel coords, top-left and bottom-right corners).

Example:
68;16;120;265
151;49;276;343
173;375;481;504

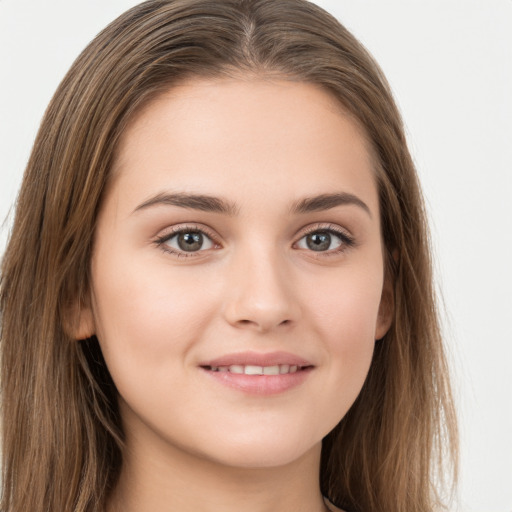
306;232;331;251
178;232;203;251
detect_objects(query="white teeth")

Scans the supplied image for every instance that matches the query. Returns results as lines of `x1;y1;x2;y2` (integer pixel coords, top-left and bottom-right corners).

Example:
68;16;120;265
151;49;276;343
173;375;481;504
244;365;263;375
263;365;280;375
209;364;304;375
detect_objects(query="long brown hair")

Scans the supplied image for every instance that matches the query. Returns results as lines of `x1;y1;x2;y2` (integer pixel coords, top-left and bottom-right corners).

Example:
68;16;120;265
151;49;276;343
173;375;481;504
0;1;458;511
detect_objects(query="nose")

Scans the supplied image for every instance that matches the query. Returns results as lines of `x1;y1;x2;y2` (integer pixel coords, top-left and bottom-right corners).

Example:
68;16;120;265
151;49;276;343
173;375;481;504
222;247;301;333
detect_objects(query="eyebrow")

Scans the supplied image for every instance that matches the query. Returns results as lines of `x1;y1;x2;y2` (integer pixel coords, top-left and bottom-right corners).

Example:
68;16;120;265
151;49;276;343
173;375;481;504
133;192;239;215
133;191;371;218
291;192;372;217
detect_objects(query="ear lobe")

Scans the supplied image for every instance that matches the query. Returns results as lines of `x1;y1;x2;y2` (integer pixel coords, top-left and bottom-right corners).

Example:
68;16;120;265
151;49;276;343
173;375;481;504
375;276;394;341
63;300;96;340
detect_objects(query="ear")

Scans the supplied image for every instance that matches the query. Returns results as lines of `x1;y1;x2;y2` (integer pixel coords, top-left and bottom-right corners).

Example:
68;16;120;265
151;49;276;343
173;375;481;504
375;273;394;341
63;298;96;341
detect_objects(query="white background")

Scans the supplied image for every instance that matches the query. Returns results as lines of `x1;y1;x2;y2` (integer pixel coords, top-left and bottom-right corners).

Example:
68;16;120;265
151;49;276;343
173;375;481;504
0;1;511;511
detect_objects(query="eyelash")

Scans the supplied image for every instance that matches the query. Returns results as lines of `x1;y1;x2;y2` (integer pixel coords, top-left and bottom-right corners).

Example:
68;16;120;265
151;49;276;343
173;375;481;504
153;223;355;258
154;224;219;258
295;224;356;256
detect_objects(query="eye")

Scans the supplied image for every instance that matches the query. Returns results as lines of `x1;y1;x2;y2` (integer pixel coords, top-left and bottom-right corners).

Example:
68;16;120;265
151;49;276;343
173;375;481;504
156;227;216;255
295;228;354;253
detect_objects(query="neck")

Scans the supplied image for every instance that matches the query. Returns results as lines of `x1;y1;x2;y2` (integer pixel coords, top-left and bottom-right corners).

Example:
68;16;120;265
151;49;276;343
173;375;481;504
108;430;328;512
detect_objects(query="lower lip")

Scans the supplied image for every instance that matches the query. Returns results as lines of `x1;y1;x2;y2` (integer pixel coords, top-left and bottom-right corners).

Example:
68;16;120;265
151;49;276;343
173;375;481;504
200;367;313;395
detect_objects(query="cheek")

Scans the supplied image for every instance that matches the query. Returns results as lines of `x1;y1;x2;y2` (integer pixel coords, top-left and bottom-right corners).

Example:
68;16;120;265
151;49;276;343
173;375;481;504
305;263;383;392
309;262;383;340
90;250;218;374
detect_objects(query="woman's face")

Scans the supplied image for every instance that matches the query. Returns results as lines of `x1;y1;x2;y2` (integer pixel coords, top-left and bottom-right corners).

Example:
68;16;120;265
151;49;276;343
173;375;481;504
81;78;392;469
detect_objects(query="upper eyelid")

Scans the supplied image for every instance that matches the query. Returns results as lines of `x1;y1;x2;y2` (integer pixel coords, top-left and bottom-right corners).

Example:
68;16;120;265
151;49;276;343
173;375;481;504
295;223;353;239
156;223;219;242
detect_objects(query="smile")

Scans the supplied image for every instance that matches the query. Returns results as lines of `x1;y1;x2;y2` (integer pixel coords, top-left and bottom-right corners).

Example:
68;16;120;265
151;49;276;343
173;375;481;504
205;364;306;375
199;352;314;395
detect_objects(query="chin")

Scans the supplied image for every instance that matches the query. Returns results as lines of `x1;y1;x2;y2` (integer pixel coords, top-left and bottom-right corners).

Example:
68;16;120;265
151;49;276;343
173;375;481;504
209;443;320;470
192;426;324;470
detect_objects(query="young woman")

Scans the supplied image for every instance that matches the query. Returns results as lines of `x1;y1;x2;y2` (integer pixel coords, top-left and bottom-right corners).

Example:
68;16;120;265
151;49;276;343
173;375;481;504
0;1;458;511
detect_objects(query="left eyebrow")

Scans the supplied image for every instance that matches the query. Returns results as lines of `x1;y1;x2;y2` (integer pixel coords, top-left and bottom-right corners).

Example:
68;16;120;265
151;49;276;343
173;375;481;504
133;192;239;215
291;192;372;218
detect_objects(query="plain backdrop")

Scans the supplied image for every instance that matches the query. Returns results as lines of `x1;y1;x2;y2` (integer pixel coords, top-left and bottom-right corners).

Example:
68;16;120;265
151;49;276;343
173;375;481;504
0;1;511;511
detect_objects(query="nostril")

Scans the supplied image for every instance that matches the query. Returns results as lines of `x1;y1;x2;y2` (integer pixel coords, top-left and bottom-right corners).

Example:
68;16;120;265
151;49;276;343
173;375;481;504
235;318;293;329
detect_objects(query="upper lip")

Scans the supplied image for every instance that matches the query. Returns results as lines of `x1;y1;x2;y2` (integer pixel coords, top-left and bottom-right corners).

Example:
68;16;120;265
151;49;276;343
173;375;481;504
199;351;314;368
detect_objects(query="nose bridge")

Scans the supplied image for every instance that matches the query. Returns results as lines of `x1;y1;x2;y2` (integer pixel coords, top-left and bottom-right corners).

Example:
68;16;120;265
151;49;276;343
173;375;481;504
223;239;300;331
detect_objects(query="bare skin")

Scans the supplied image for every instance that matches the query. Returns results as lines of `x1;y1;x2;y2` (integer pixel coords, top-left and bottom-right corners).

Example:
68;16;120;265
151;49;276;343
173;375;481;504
76;78;390;512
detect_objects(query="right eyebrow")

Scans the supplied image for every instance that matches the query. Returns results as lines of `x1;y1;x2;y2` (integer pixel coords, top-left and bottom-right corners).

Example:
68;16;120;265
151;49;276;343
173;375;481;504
132;192;239;216
291;192;372;218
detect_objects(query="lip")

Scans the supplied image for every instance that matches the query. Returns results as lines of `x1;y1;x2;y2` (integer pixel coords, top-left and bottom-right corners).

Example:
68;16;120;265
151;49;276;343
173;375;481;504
199;350;313;368
198;351;314;395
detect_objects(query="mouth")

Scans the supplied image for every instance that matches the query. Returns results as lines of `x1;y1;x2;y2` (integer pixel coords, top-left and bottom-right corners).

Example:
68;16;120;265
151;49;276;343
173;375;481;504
199;351;314;395
203;364;310;375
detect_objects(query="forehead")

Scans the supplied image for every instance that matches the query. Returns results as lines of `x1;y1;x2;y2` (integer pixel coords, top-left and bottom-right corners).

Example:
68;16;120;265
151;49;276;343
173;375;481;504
108;78;378;215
